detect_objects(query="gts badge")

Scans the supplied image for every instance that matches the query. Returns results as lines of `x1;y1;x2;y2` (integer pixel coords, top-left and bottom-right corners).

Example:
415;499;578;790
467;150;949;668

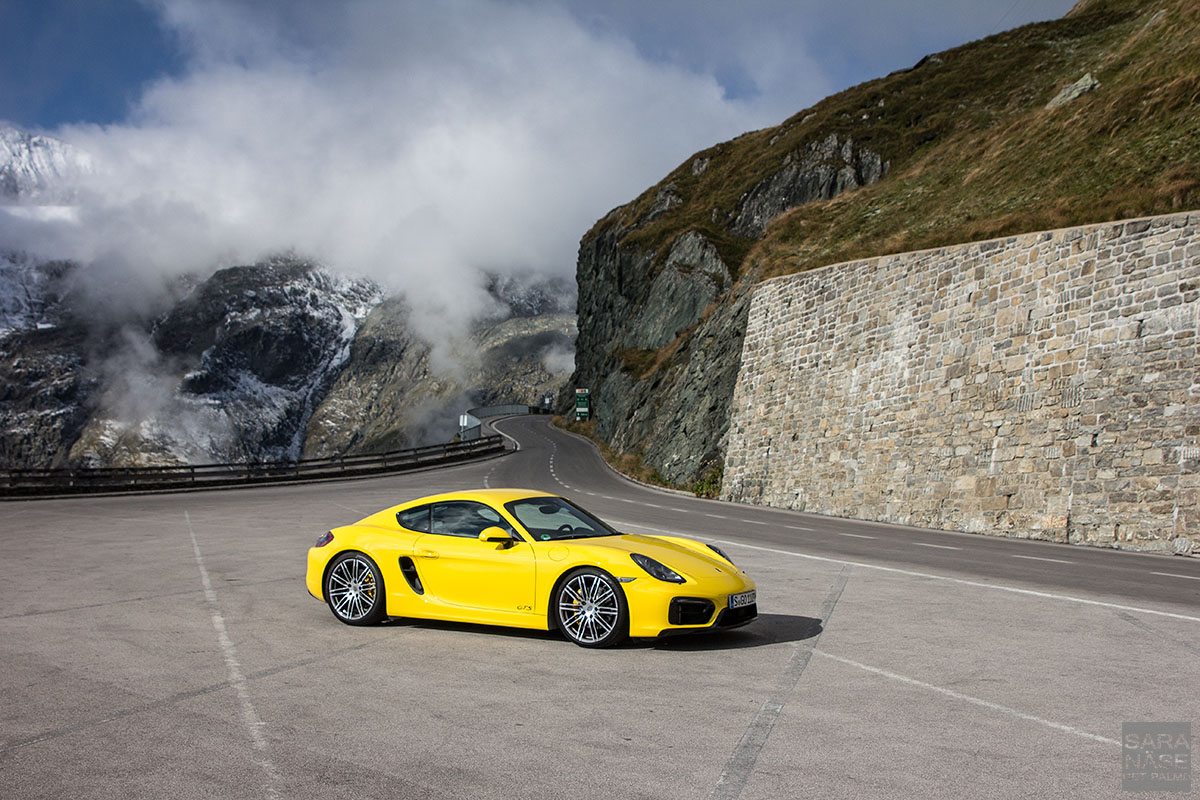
517;604;533;611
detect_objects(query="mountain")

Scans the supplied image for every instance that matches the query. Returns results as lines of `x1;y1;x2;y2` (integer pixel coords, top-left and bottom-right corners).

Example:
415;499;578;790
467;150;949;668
0;119;577;469
0;126;90;204
0;254;575;468
567;0;1200;488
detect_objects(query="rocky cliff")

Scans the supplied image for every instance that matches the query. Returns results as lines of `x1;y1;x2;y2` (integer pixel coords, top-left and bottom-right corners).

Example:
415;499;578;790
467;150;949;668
567;0;1199;488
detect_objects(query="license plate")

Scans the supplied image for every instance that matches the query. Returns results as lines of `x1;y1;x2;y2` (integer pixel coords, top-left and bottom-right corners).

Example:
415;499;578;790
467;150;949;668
728;590;756;609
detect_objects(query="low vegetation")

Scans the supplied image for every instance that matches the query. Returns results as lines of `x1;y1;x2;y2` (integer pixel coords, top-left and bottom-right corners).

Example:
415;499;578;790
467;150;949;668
591;0;1199;283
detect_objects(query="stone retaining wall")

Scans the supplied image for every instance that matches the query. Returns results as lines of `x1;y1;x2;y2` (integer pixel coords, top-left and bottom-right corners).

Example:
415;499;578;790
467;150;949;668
723;212;1199;552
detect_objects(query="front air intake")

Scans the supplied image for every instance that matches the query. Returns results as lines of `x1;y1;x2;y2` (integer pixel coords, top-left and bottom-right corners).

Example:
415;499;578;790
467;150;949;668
669;597;715;626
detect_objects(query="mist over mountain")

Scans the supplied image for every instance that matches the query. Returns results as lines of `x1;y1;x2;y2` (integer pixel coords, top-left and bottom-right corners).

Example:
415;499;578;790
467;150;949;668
0;122;577;468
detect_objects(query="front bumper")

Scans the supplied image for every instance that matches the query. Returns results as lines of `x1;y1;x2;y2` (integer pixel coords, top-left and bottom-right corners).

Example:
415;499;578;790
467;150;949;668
623;574;758;638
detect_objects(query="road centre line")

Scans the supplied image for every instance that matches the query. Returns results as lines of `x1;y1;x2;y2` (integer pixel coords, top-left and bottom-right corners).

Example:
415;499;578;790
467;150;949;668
706;513;730;519
839;533;876;540
708;539;1200;624
1151;572;1200;581
1012;555;1073;564
914;543;961;550
813;650;1119;746
785;525;815;532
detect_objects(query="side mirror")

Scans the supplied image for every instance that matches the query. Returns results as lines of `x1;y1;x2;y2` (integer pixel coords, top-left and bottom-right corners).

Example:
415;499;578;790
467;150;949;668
479;526;515;545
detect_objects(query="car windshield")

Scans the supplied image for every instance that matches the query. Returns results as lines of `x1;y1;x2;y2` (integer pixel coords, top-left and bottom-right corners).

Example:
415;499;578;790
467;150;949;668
503;496;618;541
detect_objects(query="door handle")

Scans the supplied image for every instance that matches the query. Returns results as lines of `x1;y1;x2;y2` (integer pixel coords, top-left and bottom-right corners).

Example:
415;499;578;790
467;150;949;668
417;550;439;559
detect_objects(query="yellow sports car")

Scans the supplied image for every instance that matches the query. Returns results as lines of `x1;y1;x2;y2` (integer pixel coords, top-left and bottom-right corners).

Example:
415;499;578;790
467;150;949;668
306;488;757;647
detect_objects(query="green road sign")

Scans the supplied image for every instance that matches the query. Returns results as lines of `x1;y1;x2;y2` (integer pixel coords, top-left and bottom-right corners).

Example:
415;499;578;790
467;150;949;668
575;388;590;421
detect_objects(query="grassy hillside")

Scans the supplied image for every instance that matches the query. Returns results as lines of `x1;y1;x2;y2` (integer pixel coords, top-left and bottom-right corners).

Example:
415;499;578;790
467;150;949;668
594;0;1198;283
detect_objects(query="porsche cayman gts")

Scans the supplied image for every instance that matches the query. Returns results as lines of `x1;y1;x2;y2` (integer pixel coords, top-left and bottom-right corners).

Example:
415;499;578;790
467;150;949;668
306;488;757;647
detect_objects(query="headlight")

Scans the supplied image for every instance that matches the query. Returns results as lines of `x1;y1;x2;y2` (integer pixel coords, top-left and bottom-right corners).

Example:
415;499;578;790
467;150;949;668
707;543;735;565
315;531;334;547
631;553;684;583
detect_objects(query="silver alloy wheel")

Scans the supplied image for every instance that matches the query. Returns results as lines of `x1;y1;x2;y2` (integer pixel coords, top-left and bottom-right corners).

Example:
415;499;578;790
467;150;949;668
558;572;620;644
328;555;378;621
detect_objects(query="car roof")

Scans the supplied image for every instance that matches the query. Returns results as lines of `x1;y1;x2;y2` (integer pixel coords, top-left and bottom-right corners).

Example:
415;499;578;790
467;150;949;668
398;488;562;508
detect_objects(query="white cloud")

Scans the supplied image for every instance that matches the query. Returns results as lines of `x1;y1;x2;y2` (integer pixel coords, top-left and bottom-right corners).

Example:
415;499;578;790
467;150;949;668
21;0;810;345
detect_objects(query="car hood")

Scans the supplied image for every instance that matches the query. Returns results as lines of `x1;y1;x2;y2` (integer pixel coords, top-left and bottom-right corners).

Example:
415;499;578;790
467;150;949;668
558;532;744;582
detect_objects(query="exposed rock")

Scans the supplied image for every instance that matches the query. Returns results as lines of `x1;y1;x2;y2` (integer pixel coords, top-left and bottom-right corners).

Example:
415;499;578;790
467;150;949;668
732;134;888;236
646;183;683;222
622;232;729;350
300;298;445;457
568;223;747;485
0;322;96;468
471;313;577;407
68;260;381;466
0;253;73;334
303;301;575;457
567;127;892;487
1046;73;1100;108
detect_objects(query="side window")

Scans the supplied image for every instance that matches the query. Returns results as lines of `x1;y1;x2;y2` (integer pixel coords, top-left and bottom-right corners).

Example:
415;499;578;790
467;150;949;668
397;504;431;532
430;501;515;539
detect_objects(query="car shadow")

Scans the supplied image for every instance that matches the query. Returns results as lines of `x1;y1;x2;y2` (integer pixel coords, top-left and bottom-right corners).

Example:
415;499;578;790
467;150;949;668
380;616;562;642
635;613;824;651
376;612;822;651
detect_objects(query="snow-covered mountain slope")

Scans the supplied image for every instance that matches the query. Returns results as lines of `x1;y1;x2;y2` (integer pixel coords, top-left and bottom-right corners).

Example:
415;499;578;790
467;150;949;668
0;253;73;334
0;126;90;204
67;260;383;467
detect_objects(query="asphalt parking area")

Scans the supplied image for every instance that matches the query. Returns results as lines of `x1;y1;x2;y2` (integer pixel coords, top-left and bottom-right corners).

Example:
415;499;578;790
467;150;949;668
3;484;1194;799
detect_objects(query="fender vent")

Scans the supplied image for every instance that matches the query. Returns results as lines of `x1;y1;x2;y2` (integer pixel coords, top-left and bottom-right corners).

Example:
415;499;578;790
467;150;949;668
398;557;424;595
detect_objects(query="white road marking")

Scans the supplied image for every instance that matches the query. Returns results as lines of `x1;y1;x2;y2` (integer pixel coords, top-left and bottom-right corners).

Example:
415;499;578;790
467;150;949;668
914;543;960;551
744;520;768;526
1151;572;1200;581
785;525;815;532
185;511;280;799
1012;555;1072;564
839;533;876;540
813;650;1119;746
706;513;730;519
711;539;1200;624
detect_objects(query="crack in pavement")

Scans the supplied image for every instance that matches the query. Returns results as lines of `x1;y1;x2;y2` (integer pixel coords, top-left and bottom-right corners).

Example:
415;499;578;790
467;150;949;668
709;565;851;800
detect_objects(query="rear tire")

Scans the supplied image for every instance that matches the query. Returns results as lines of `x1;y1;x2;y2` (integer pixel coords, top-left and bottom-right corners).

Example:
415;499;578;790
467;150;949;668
554;568;628;648
325;552;386;626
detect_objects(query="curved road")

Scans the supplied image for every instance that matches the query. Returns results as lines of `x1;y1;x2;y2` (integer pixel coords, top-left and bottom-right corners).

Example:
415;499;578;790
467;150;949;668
488;416;1200;613
1;415;1196;800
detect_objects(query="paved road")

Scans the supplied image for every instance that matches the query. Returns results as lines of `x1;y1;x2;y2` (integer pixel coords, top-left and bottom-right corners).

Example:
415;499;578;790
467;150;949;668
488;416;1200;613
1;415;1197;799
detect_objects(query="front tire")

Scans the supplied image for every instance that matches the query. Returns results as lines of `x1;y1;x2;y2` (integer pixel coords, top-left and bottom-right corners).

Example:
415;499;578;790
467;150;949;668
325;552;386;626
555;568;628;648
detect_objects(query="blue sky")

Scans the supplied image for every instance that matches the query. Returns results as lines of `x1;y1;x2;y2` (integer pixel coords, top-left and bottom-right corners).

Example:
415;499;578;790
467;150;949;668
2;0;1075;131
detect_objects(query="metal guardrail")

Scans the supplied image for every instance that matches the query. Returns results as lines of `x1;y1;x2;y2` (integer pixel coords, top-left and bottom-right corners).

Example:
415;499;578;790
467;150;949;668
0;435;507;498
459;404;550;442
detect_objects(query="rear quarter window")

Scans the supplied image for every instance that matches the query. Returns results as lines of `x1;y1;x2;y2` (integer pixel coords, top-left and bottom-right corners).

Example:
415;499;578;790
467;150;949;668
397;505;431;532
